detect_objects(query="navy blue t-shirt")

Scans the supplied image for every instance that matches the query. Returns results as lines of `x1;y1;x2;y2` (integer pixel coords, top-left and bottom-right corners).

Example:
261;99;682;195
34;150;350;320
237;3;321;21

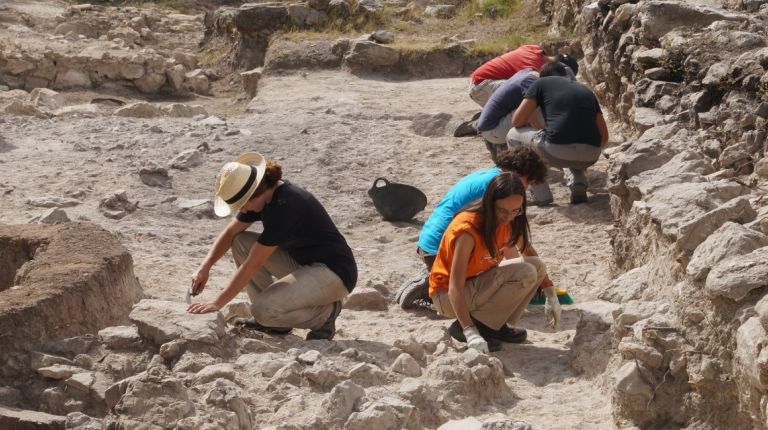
476;68;538;132
524;76;602;146
236;182;357;291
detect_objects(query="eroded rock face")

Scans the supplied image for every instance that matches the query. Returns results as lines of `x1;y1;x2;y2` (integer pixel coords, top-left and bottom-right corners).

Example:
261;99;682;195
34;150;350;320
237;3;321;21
540;0;768;427
0;223;143;362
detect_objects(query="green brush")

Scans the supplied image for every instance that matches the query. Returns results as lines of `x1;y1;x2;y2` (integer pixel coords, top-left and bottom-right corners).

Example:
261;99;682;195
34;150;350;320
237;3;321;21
529;287;575;305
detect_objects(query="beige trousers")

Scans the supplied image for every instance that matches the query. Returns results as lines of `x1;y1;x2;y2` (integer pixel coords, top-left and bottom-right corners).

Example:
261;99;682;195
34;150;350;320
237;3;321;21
231;232;349;331
469;78;505;107
431;256;546;330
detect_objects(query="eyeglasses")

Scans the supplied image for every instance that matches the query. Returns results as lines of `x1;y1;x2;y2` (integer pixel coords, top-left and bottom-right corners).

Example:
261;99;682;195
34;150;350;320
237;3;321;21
495;205;523;218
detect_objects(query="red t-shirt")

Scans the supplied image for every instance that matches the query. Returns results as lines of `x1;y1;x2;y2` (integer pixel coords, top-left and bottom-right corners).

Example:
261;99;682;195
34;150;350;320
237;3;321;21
471;45;548;84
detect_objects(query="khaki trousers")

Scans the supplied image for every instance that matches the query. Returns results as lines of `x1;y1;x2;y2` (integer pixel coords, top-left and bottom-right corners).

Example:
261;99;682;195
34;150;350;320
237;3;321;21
431;256;546;330
231;232;348;331
469;78;505;107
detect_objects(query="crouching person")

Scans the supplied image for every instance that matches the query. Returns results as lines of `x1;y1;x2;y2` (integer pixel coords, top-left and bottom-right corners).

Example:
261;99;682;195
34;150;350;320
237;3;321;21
187;152;357;341
429;172;547;353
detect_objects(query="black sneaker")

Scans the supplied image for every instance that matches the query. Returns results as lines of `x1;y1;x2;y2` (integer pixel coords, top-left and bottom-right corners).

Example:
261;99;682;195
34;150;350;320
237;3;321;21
453;120;478;137
306;301;341;341
447;320;502;352
395;268;433;310
233;318;292;335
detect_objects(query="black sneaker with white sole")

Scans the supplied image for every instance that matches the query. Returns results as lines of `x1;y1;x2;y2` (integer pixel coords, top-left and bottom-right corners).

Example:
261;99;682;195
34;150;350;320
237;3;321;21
233;318;292;335
447;320;502;352
306;301;342;341
395;268;433;310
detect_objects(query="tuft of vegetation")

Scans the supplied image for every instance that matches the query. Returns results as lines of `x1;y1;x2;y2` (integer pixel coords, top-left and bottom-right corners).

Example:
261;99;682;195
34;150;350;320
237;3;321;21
461;0;520;19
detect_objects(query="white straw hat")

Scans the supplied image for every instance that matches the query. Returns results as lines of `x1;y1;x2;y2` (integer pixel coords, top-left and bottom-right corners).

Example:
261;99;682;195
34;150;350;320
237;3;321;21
213;152;266;217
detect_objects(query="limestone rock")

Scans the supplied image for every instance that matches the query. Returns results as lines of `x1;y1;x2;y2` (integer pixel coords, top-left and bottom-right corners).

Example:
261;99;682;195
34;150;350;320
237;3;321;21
343;40;400;70
195;363;236;385
424;4;457;18
66;412;103;430
26;196;80;208
54;69;91;89
160;339;187;362
393;336;425;360
398;377;426;399
38;364;82;380
115;102;162;118
168;149;203;170
134;72;166;94
167;64;186;92
29;88;68;110
0;406;66;429
348;362;387;386
162;103;207;118
391;353;421;377
370;31;395;44
5;101;50;118
108;27;141;45
99;326;142;349
735;317;768;390
129;299;226;345
705;246;768;301
114;368;195;427
32;208;71;224
204;379;252;430
240;68;263;99
598;266;648;302
139;161;172;188
344;287;387;311
120;63;145;80
99;191;138;219
288;3;328;26
687;222;768;280
613;361;653;401
345;397;413;430
297;350;321;365
66;372;94;393
754;158;768;178
355;0;384;15
304;361;342;389
328;0;351;17
618;341;663;368
268;361;304;388
633;48;668;66
184;69;210;94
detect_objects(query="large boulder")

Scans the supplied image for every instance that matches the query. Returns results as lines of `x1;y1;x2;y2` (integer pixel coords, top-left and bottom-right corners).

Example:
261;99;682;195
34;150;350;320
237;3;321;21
343;40;400;72
705;246;768;301
128;300;226;346
687;222;768;280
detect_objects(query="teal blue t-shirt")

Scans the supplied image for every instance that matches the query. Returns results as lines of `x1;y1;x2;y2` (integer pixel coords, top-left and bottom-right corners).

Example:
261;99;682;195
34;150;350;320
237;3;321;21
417;168;501;255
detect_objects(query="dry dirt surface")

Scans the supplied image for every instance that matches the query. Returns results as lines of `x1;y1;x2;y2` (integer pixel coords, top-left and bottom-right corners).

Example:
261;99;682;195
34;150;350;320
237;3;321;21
1;68;617;427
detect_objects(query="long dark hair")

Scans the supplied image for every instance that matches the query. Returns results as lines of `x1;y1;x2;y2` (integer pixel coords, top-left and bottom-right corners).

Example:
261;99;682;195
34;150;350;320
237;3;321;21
464;172;530;257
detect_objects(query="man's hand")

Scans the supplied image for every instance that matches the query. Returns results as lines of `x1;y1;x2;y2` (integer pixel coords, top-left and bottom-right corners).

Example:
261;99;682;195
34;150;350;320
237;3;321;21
543;286;561;329
463;326;489;354
190;267;210;295
187;301;221;314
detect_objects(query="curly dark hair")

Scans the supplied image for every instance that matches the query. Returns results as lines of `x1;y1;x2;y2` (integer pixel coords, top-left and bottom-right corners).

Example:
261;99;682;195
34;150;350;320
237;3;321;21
495;147;547;185
250;159;283;198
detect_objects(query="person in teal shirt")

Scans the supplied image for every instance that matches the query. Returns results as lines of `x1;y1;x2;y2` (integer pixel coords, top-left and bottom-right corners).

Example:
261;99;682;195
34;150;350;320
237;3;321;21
398;147;548;318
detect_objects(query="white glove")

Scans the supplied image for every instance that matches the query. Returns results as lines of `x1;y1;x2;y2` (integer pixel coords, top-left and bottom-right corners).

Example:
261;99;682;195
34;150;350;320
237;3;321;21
463;326;489;354
543;287;562;329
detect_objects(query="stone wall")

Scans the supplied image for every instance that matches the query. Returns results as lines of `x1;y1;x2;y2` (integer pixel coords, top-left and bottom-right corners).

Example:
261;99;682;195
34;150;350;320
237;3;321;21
0;223;144;378
541;0;768;428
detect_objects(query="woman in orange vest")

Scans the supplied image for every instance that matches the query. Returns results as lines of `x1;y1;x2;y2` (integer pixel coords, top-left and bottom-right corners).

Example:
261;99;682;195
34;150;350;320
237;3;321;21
428;172;550;353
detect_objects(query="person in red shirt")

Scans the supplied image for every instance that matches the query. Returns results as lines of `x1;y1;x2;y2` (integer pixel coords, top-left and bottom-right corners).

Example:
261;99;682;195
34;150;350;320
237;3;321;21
469;44;579;107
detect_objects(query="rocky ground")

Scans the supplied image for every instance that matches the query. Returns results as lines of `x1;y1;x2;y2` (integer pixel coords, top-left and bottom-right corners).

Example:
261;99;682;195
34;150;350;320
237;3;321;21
1;64;617;428
0;1;625;429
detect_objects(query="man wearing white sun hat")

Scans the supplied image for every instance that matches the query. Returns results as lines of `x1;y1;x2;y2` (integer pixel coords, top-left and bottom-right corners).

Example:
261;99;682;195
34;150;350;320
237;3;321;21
187;152;357;341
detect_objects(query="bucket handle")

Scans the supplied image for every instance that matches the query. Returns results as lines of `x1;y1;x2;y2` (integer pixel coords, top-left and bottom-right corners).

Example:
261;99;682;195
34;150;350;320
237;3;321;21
371;177;390;189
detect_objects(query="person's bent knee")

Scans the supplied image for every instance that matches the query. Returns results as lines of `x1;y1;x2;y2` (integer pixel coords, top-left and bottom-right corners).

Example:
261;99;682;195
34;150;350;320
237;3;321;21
251;299;288;327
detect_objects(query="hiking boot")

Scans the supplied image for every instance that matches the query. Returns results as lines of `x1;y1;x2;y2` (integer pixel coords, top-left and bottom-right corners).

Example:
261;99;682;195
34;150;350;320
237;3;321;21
489;324;527;343
453;120;478;137
395;268;433;310
306;301;342;341
233;318;292;335
570;183;588;204
447;320;502;352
